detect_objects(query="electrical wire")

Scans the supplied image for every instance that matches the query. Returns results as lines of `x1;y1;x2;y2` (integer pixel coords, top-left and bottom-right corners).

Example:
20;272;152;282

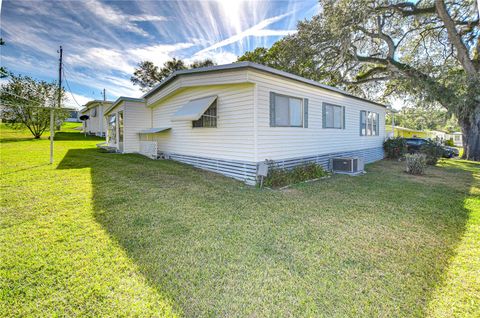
62;66;83;109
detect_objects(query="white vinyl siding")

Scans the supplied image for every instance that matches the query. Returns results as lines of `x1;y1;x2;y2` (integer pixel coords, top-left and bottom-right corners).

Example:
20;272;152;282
147;83;255;161
123;101;151;153
248;69;385;161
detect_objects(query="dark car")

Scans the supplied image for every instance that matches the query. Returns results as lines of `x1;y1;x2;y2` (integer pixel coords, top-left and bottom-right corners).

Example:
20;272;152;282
405;138;458;158
443;146;459;158
405;138;428;153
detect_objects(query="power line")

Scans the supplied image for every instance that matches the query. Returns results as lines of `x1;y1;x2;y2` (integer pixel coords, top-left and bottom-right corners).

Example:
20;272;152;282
62;67;82;108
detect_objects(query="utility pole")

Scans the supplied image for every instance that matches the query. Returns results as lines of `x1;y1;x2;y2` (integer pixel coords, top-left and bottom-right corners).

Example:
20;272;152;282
50;46;62;164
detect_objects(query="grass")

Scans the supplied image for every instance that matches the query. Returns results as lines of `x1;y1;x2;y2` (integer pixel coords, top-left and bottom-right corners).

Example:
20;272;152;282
1;123;479;317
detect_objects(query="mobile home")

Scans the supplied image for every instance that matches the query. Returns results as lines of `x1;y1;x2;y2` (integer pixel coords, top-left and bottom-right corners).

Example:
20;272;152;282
104;62;386;184
80;100;113;137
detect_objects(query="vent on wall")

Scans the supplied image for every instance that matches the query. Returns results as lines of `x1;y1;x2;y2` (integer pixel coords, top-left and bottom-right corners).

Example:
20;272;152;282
330;157;364;175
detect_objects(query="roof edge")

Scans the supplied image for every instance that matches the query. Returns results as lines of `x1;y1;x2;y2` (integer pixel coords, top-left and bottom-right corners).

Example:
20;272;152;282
104;96;145;115
142;62;386;108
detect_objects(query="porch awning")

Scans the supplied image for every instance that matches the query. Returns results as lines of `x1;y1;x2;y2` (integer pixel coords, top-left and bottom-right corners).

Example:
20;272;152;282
138;127;171;134
172;95;217;121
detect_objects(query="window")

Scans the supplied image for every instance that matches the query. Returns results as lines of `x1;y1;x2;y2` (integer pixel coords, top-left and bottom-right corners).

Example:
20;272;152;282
193;100;217;128
118;112;124;143
360;111;379;136
270;93;305;127
91;107;97;117
108;114;116;143
323;103;345;129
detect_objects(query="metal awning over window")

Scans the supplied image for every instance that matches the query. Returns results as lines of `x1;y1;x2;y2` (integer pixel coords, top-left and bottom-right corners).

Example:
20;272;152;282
172;96;217;121
138;127;171;134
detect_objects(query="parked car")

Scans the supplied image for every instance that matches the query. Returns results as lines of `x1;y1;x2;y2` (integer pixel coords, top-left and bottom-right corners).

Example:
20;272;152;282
405;138;458;158
443;146;459;158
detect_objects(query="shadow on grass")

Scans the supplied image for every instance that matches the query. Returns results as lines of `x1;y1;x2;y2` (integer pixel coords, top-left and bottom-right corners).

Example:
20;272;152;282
57;148;477;317
54;132;104;141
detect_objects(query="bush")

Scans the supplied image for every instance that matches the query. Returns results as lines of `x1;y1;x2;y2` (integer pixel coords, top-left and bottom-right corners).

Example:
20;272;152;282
263;161;328;188
405;153;427;175
444;138;454;147
420;140;444;165
383;137;407;159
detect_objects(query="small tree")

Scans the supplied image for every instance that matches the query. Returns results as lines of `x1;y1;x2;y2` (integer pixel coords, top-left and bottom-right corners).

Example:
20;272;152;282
0;74;67;138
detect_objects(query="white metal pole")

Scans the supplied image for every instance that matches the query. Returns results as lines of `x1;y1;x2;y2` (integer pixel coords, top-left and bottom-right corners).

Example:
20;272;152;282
50;108;54;164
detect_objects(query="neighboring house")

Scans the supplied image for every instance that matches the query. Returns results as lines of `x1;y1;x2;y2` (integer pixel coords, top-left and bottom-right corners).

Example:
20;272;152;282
104;62;386;184
64;107;81;122
80;100;113;137
386;126;429;138
427;130;448;142
447;131;463;147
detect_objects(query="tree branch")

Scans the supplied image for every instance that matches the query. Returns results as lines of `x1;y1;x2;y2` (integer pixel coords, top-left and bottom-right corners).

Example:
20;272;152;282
435;0;478;74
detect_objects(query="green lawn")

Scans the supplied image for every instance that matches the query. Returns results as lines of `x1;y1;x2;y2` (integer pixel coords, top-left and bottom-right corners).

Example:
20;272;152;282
1;124;479;317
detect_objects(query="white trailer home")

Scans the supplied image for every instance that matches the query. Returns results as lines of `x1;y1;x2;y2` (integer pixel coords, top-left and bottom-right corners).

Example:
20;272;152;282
80;100;113;137
104;62;386;184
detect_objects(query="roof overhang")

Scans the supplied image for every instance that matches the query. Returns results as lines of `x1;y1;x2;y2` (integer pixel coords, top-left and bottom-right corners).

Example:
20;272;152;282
82;100;114;110
138;127;171;134
172;96;217;121
142;62;386;108
104;96;145;116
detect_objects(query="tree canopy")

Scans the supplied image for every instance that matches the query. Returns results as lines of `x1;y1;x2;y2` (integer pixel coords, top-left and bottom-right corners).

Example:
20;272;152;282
239;0;480;160
0;74;68;138
131;58;216;92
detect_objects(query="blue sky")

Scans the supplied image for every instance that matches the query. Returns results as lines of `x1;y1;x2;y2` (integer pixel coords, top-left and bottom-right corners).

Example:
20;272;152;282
1;0;319;109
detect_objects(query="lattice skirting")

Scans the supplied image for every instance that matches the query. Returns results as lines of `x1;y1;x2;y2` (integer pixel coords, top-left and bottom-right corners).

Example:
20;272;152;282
165;147;384;185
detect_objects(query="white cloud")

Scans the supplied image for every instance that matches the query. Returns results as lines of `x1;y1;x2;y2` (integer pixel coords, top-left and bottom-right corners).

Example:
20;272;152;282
186;50;238;65
82;0;167;37
194;13;296;55
64;92;93;109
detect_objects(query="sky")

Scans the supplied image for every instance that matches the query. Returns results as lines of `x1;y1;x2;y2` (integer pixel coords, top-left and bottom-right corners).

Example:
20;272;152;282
0;0;319;109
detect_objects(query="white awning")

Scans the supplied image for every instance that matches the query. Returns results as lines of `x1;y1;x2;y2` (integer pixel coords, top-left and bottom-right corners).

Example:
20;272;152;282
172;95;217;121
138;127;171;134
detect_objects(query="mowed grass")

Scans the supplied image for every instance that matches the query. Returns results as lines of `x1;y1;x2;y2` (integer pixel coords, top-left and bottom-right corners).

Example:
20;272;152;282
1;124;479;317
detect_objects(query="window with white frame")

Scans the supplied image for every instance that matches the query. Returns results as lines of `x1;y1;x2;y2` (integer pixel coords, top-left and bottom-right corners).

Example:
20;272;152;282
360;110;379;136
108;114;116;143
91;107;97;117
270;93;305;127
323;103;345;129
193;100;217;128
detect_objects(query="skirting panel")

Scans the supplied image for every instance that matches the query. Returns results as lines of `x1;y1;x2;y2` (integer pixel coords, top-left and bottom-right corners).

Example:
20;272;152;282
166;147;384;185
167;153;258;184
265;147;385;171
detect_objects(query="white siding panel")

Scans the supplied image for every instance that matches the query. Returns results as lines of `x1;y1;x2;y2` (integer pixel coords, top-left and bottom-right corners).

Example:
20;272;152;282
147;70;250;106
148;83;255;161
124;101;151;153
249;70;386;161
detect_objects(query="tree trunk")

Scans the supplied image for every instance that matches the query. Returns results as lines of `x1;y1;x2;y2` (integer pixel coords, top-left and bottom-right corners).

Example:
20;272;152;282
461;103;480;161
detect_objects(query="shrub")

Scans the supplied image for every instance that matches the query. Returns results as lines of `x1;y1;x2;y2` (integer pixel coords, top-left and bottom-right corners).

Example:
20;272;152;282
405;153;427;175
420;140;444;165
263;161;328;188
444;138;454;147
383;137;407;159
